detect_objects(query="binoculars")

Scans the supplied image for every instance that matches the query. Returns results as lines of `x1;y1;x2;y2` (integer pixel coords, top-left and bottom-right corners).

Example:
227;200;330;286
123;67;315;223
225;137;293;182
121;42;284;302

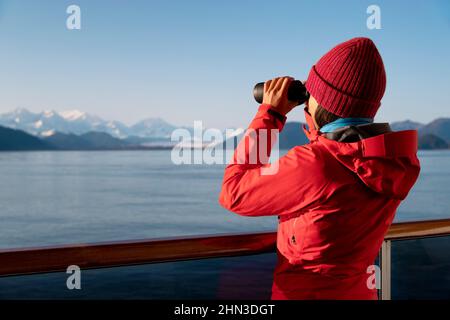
253;80;310;105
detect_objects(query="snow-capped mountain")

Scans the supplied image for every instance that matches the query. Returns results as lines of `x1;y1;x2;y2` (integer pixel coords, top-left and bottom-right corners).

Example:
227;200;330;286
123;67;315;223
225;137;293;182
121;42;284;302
130;118;177;138
0;108;177;139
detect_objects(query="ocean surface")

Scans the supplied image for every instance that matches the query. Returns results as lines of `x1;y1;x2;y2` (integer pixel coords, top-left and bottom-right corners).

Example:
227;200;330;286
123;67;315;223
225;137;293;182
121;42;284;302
0;150;449;249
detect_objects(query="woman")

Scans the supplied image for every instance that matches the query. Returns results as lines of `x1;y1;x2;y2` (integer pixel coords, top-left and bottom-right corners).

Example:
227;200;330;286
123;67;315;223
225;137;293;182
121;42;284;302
218;37;420;299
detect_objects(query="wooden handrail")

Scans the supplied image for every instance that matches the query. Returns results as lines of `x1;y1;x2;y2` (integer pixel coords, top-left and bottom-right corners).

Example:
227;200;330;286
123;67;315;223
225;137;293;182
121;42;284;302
385;218;450;240
0;232;277;277
0;218;449;277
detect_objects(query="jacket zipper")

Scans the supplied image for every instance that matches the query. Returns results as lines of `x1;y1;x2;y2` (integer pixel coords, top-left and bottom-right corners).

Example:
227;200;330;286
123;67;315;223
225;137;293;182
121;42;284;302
291;217;298;245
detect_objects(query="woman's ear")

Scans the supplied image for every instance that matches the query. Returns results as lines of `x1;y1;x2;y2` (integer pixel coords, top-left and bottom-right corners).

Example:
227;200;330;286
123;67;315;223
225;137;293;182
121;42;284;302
307;96;320;129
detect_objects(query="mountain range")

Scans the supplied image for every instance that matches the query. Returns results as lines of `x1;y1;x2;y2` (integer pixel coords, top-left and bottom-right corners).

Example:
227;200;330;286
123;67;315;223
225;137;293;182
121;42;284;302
0;108;449;151
0;108;176;139
0;126;53;151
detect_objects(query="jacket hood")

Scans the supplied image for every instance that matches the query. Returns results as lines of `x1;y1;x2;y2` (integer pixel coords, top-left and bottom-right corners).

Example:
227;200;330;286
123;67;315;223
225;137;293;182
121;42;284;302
303;110;421;200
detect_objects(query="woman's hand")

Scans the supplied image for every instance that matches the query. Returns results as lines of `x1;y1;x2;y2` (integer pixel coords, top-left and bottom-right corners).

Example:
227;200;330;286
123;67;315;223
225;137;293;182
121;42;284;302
262;76;299;116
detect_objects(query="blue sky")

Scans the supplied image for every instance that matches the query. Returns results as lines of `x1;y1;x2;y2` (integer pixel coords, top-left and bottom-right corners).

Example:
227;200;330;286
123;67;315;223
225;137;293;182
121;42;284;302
0;0;449;128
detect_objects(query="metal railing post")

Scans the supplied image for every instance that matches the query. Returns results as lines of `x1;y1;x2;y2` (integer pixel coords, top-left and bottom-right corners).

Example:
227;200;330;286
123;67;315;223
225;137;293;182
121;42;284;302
380;240;391;300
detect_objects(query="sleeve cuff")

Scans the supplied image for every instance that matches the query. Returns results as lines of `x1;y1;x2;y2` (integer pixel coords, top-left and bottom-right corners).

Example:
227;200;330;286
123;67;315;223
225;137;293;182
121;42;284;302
267;108;287;124
258;104;287;126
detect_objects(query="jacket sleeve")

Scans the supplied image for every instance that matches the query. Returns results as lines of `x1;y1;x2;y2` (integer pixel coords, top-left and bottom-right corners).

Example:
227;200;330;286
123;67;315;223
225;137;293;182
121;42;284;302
218;104;316;217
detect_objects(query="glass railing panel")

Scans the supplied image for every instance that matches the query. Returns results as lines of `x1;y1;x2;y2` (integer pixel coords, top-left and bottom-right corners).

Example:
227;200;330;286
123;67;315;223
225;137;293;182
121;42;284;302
0;253;276;299
391;236;450;299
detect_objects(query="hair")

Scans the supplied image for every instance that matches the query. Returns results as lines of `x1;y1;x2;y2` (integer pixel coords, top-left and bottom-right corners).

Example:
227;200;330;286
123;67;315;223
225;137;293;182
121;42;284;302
314;104;340;129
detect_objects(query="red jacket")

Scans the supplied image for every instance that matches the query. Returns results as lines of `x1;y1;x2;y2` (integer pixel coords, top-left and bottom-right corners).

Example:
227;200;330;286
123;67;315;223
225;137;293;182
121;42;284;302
219;104;420;300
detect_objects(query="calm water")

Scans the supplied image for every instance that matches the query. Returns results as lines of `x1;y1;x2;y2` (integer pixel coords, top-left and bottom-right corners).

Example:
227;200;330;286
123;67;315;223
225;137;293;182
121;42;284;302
0;150;449;249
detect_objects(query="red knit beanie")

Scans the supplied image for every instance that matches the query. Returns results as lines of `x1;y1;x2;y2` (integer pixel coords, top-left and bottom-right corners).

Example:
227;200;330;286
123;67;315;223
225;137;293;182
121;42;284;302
305;37;386;118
